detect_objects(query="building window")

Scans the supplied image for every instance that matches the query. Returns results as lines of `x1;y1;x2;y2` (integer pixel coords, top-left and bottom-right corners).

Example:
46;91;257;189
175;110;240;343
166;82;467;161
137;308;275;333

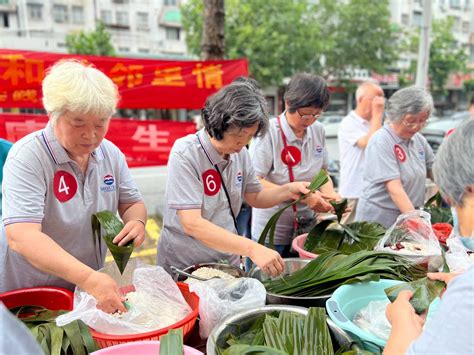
450;0;461;8
412;11;422;27
136;12;149;30
116;11;129;26
462;21;470;33
53;4;68;23
165;27;180;40
27;3;43;21
138;48;150;54
101;10;112;24
118;47;130;53
401;14;409;25
71;6;84;24
1;13;9;27
164;0;177;5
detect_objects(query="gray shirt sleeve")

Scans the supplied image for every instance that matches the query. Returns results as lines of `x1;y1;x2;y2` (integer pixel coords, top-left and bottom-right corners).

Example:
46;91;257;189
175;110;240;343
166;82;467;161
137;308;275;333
249;132;274;178
320;127;329;170
167;151;203;210
365;140;400;184
423;137;435;171
242;149;263;194
2;153;45;225
118;152;143;204
407;266;474;355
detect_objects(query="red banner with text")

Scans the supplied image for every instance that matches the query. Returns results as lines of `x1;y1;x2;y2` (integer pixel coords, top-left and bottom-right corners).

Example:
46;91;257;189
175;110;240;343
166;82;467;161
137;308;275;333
0;49;248;109
0;114;196;167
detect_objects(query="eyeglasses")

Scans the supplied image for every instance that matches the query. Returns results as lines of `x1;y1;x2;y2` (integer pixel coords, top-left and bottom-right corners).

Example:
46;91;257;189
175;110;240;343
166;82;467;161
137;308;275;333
401;119;429;129
296;108;322;120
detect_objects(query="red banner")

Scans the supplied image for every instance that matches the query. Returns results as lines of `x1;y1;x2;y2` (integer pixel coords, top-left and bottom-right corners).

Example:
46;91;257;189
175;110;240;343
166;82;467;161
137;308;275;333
0;49;248;109
0;114;196;167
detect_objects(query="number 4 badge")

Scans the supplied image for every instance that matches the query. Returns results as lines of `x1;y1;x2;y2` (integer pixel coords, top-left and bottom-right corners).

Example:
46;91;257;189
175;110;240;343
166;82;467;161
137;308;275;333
53;171;78;202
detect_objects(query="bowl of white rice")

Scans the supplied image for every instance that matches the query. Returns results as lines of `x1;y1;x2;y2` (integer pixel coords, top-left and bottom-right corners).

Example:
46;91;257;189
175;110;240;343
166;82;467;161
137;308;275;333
174;263;246;282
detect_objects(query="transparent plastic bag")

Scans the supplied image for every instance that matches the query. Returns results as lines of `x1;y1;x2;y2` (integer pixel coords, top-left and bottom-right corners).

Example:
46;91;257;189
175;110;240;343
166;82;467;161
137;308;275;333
446;236;474;272
56;260;192;335
375;210;442;267
188;277;266;339
353;300;391;341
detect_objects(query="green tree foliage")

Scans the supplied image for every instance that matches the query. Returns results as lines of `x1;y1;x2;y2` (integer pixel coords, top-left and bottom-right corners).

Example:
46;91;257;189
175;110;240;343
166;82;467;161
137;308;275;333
181;0;397;87
66;21;116;56
399;18;468;94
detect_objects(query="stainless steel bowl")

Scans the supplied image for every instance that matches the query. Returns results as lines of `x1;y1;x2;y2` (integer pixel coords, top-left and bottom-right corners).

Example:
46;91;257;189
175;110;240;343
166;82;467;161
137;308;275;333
248;258;332;307
173;262;246;282
206;305;357;355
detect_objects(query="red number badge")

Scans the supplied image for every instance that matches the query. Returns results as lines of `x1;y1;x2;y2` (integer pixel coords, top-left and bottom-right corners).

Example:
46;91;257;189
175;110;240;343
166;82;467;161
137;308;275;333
394;144;406;163
53;171;78;203
202;169;221;196
281;146;301;167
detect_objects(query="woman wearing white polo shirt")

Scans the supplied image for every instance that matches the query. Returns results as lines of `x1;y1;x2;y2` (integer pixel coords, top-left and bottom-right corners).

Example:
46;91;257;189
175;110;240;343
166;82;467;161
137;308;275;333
249;73;342;256
355;86;435;228
0;60;147;314
157;79;311;277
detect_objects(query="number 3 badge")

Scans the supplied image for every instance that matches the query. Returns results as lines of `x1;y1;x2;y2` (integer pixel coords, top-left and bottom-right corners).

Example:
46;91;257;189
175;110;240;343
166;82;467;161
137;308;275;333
394;144;407;163
202;169;221;196
53;171;78;202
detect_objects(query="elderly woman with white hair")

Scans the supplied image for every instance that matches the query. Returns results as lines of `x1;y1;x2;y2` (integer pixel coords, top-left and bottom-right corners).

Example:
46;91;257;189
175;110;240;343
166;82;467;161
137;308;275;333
0;60;147;314
157;78;311;276
355;86;435;228
384;119;474;354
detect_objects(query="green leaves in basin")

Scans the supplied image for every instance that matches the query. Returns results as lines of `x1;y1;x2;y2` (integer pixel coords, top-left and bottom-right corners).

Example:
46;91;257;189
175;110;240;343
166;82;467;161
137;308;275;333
159;328;183;355
384;277;445;314
91;210;133;274
258;169;329;248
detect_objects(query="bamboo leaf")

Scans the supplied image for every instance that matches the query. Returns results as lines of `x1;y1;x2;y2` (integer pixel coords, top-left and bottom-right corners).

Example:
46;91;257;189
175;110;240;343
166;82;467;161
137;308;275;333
91;210;134;273
62;321;86;355
258;170;329;248
159;328;183;355
330;198;348;223
222;344;288;355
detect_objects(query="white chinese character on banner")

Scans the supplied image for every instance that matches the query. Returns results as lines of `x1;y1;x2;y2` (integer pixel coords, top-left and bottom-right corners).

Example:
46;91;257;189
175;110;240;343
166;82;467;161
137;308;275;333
131;125;170;152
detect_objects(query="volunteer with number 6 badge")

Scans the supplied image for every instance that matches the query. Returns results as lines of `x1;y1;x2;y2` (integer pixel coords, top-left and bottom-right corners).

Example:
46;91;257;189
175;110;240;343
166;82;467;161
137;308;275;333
156;79;311;277
0;60;147;314
356;86;435;228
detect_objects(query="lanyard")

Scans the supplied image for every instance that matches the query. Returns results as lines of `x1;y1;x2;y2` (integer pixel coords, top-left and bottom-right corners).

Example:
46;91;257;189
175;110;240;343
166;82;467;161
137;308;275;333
197;133;239;232
276;115;299;231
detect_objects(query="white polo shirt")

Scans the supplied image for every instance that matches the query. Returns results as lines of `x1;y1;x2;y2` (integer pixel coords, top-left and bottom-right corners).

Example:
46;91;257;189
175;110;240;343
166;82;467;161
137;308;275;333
338;111;371;199
0;123;142;292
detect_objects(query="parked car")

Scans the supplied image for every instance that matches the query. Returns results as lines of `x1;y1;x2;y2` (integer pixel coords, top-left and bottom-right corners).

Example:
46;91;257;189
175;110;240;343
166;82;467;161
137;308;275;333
421;111;471;153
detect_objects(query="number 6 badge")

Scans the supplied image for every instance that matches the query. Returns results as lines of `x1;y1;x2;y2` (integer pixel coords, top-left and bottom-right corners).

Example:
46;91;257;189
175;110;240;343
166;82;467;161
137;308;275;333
202;169;221;196
53;171;78;202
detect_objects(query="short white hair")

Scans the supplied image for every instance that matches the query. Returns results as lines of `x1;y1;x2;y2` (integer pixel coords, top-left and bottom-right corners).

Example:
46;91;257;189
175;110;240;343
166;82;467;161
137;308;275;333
385;86;433;123
355;81;380;102
433;120;474;206
42;59;119;123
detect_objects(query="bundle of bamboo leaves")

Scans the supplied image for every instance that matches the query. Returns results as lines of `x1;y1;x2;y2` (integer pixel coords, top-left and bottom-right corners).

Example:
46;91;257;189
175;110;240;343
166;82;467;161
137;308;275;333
263;250;427;297
218;308;337;355
303;221;386;255
258;170;329;248
423;192;453;225
10;306;97;355
159;328;184;355
92;210;134;274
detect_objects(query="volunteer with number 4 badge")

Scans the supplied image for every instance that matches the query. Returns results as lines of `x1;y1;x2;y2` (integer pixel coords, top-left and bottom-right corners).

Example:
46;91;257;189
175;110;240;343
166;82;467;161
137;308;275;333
356;86;435;228
0;60;147;314
156;79;311;276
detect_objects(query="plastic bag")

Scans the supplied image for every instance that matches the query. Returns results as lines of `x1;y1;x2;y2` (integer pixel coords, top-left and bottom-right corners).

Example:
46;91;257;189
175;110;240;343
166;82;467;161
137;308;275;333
375;210;442;268
56;260;192;335
446;236;474;272
188;277;266;339
353;300;391;341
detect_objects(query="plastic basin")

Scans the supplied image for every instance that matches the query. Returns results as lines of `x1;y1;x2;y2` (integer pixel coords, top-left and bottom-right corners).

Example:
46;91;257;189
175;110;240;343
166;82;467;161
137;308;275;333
91;340;203;355
292;233;318;259
0;286;74;311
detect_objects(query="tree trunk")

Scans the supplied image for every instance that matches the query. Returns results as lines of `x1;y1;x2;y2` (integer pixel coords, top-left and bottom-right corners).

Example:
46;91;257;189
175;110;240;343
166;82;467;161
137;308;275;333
201;0;225;60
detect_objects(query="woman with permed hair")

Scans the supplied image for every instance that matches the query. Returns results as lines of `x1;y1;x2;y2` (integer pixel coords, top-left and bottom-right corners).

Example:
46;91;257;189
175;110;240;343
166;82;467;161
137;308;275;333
156;78;311;276
249;73;342;257
0;60;147;314
355;86;435;228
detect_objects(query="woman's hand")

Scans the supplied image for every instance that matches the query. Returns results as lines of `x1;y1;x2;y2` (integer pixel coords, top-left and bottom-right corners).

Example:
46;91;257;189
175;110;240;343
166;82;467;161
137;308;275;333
286;181;311;200
386;290;425;330
80;271;126;314
113;220;146;247
249;243;285;277
303;191;334;213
